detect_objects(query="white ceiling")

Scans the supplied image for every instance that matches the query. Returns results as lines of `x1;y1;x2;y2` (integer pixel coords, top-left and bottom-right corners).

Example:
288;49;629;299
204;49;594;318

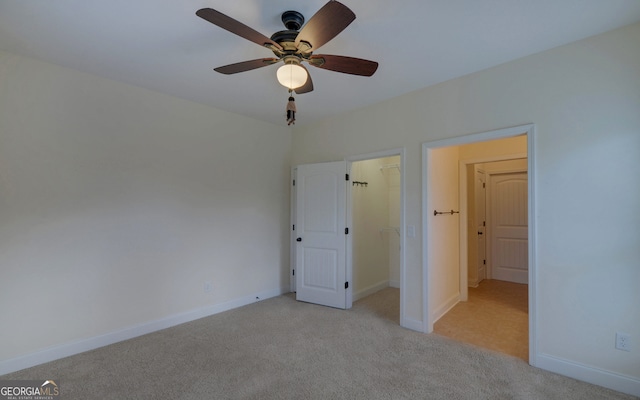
1;0;639;127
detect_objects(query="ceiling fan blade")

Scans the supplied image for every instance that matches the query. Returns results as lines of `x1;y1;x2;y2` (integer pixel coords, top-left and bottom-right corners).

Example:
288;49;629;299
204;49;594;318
295;1;355;52
214;58;279;75
196;8;282;51
294;66;314;94
309;55;378;76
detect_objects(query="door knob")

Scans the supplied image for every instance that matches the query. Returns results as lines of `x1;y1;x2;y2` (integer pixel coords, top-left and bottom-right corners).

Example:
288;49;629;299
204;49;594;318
477;231;483;235
296;237;302;242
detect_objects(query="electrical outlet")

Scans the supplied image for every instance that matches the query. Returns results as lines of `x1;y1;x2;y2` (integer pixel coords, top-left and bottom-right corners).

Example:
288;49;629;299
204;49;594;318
615;332;631;352
203;281;213;294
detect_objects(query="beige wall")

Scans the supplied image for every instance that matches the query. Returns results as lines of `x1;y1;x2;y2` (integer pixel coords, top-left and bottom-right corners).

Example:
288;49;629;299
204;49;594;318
292;22;640;390
0;51;291;365
427;146;460;322
459;135;527;160
481;158;528;173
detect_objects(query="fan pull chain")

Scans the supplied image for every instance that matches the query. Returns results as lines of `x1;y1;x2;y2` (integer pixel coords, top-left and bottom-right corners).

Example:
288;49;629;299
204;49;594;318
286;90;296;125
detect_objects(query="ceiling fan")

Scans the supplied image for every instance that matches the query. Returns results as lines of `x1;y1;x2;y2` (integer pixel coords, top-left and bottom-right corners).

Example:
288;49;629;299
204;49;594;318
196;1;379;94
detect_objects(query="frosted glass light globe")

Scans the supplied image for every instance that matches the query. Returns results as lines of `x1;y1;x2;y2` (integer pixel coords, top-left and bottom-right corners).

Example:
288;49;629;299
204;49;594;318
276;64;307;89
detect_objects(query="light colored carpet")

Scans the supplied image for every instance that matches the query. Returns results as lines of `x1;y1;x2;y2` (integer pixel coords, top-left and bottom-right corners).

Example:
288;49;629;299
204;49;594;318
1;292;635;399
434;279;529;361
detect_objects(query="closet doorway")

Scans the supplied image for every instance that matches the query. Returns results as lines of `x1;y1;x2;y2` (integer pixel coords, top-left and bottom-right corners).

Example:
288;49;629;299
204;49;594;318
348;152;404;325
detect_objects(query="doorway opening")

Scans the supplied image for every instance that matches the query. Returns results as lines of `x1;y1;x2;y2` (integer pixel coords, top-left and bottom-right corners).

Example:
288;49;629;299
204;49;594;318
436;156;529;361
347;149;409;327
349;155;402;324
422;124;537;365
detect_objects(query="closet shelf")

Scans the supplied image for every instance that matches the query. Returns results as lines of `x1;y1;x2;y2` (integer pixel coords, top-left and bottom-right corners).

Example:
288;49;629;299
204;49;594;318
379;163;401;173
379;227;400;236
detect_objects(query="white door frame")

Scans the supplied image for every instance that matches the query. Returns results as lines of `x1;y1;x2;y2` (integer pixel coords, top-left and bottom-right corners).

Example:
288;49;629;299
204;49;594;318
346;148;407;327
290;167;297;292
422;124;538;366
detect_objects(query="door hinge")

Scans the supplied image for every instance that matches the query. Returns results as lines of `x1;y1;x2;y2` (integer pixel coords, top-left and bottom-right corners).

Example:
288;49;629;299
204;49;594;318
293;179;296;186
483;182;486;188
345;227;349;235
292;269;295;276
483;260;486;265
292;224;295;231
345;282;349;289
345;173;350;181
483;221;486;226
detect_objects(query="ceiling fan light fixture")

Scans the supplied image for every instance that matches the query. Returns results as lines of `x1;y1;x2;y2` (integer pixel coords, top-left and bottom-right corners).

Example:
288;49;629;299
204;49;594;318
276;63;307;90
197;1;377;96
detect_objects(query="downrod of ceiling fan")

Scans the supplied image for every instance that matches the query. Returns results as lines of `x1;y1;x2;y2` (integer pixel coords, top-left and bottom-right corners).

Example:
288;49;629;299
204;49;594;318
281;10;304;30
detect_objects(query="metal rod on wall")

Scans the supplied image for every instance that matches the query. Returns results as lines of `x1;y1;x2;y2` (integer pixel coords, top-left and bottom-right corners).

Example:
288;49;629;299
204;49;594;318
433;209;459;216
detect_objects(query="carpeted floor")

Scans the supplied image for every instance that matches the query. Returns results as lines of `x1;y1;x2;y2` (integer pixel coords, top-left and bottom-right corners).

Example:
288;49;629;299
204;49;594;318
1;292;634;399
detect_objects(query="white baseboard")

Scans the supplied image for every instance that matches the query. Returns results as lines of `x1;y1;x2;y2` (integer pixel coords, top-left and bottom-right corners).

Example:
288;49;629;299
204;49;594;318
401;316;425;333
0;287;287;376
536;353;640;397
353;280;389;302
431;293;460;324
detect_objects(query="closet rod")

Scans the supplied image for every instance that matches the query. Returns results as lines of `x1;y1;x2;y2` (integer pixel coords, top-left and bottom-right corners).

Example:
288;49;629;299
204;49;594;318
433;209;459;216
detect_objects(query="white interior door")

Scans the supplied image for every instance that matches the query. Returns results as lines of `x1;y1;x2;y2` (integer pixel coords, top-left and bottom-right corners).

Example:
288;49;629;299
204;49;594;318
295;161;348;309
489;172;528;283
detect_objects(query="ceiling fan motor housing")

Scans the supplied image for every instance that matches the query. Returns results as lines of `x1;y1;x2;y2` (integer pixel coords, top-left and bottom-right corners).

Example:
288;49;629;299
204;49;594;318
271;11;310;55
